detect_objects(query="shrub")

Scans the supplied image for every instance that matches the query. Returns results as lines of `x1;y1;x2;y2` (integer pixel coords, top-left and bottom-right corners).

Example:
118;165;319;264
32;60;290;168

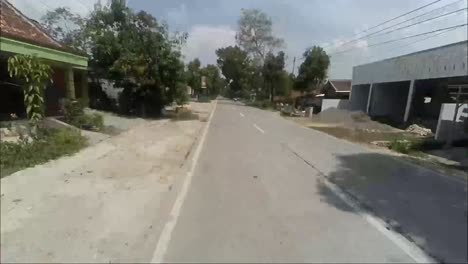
388;140;413;154
0;128;87;177
63;100;104;131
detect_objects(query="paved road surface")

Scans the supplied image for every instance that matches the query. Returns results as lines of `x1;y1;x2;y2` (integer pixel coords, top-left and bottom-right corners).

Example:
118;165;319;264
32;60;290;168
159;99;468;263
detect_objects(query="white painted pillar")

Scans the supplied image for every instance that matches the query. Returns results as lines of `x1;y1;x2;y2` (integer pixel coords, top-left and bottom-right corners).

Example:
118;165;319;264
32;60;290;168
403;80;415;123
366;83;373;114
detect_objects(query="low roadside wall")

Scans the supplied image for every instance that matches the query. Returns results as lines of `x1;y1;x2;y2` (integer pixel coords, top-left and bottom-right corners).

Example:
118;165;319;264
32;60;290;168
435;103;468;141
321;99;350;112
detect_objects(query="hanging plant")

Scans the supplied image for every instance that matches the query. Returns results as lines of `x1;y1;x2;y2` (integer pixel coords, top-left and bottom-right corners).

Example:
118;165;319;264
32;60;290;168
7;55;53;125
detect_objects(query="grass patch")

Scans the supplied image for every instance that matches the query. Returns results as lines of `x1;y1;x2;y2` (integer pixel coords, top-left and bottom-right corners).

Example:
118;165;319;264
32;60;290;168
310;126;418;144
0;128;87;178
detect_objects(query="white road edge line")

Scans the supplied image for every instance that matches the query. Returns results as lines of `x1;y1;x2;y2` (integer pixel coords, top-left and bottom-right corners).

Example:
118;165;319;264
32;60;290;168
240;113;245;117
321;179;436;263
151;100;218;263
253;123;265;134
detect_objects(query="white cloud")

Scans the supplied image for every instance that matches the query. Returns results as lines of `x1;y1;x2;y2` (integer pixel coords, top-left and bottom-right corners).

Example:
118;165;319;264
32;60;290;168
181;25;236;65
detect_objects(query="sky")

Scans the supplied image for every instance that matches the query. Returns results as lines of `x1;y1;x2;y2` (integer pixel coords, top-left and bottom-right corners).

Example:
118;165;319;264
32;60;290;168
10;0;468;79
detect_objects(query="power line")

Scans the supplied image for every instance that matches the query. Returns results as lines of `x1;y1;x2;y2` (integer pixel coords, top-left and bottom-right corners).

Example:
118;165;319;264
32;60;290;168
322;0;443;49
327;0;465;51
330;23;468;56
360;26;463;63
371;8;467;38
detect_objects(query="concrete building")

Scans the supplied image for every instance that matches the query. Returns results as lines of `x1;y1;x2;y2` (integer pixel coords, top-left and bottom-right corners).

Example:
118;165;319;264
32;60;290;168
350;41;468;140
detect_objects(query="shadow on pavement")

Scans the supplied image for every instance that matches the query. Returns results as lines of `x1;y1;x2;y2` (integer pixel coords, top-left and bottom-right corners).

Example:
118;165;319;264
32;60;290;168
318;152;468;264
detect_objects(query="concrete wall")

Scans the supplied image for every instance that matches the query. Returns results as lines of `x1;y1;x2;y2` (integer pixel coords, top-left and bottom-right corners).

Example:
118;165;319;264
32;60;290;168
350;84;370;111
435;103;468;141
369;82;410;122
352;41;468;85
321;99;350;112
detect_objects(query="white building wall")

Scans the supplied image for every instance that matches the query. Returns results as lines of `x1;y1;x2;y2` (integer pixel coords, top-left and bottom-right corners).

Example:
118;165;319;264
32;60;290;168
352;41;468;85
321;99;350;111
435;103;468;141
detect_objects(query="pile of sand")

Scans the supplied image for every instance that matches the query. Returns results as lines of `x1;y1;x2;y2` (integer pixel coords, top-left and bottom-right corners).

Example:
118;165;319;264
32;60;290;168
313;108;400;132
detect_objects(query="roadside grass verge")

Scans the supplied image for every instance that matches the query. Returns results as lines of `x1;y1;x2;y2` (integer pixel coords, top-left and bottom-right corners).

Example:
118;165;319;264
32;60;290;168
0;128;87;178
310;126;467;178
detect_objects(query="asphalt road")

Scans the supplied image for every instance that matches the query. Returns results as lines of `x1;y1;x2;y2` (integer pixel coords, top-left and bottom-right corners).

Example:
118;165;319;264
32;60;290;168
157;99;468;263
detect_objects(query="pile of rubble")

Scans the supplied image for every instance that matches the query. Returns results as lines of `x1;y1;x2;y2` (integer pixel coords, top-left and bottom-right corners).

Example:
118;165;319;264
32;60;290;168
405;124;433;137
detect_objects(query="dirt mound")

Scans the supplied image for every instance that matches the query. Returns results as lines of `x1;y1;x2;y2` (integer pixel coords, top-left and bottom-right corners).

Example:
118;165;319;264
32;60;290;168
314;108;400;132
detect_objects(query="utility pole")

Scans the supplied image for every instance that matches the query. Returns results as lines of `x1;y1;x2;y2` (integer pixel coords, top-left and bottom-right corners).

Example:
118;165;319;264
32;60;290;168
291;56;296;75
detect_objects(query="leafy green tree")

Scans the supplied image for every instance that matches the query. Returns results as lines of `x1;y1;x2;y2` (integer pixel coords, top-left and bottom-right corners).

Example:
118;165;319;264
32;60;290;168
7;55;53;125
275;72;294;97
216;46;252;97
83;1;187;115
201;65;225;96
41;7;87;52
295;46;330;94
186;58;202;93
236;8;284;64
263;51;285;101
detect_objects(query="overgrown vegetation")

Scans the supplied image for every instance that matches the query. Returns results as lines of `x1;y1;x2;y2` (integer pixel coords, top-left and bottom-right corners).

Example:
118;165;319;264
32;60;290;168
0;128;87;178
63;100;104;131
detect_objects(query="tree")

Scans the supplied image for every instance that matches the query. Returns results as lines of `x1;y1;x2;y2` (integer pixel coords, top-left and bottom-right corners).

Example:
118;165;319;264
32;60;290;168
186;58;202;92
83;1;187;115
236;9;284;64
295;46;330;94
216;46;252;97
263;51;285;101
41;7;87;52
201;65;225;96
7;55;53;125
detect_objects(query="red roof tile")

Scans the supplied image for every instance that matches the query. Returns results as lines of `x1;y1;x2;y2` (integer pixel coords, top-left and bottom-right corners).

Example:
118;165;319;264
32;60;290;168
1;0;63;50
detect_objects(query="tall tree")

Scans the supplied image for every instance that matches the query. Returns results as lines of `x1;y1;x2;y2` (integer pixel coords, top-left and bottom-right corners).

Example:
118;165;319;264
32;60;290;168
186;58;202;92
41;7;87;51
263;51;285;101
201;65;225;96
216;46;251;96
84;1;187;115
295;46;330;94
236;9;284;64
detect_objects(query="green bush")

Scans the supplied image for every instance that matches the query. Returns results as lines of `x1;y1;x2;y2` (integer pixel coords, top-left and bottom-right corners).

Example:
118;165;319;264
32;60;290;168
388;139;420;154
1;128;87;177
63;100;104;131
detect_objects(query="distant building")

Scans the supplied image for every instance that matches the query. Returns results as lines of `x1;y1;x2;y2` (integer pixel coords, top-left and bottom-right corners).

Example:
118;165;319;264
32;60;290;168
322;79;351;99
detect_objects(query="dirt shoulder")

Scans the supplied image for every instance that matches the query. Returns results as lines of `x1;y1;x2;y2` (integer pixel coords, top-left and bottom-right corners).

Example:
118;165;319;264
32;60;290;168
0;101;215;263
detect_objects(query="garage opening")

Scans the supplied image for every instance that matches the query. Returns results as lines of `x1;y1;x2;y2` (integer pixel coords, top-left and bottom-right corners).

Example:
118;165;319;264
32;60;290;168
350;84;370;112
369;81;410;125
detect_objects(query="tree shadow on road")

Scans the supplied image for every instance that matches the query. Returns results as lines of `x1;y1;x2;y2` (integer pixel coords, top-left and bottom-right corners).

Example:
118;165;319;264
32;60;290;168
316;152;468;264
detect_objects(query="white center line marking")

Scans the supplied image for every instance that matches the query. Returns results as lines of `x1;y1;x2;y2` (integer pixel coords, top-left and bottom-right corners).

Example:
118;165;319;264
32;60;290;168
253;124;265;134
151;100;218;263
240;113;245;117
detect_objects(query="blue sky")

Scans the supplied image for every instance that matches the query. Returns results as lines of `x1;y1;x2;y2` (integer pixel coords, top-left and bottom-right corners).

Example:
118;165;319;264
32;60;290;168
11;0;468;78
